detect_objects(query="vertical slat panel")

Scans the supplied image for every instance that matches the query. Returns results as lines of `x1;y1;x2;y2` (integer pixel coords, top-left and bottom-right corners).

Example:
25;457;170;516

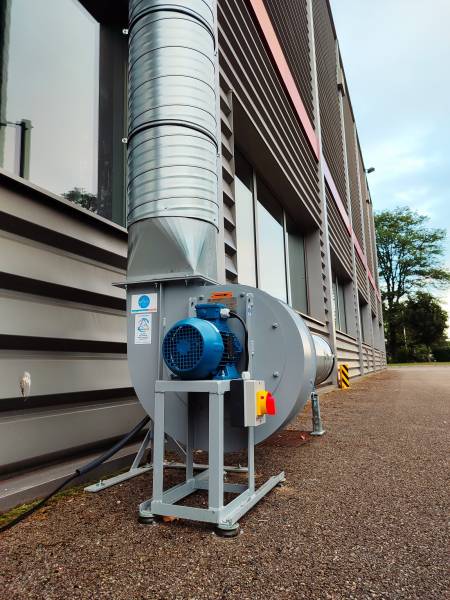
218;0;321;226
313;0;346;209
263;0;314;127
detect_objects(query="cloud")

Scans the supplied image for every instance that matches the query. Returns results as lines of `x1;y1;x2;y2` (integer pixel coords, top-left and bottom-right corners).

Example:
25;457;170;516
363;128;442;184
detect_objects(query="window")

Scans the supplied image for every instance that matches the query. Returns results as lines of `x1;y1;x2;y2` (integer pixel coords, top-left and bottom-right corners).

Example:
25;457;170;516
332;272;348;333
359;296;369;344
234;149;308;309
0;0;127;225
286;215;308;313
256;181;287;302
235;152;257;287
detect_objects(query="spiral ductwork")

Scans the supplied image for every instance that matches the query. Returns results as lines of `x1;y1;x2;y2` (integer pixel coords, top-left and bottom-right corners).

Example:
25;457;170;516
127;0;219;229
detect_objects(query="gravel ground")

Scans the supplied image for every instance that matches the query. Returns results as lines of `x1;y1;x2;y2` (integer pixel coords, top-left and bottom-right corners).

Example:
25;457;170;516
1;366;448;600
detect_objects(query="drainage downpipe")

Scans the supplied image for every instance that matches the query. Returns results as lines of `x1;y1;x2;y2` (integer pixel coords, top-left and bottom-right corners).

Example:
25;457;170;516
126;0;219;284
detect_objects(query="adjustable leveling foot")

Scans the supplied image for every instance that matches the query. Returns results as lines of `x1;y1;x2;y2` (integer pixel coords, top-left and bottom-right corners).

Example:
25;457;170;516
310;390;325;436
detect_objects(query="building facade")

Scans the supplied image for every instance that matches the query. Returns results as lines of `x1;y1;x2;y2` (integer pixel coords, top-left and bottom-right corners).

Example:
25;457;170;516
0;0;385;477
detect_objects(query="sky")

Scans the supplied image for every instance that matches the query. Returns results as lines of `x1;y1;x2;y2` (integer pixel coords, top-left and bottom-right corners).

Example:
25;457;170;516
330;0;450;331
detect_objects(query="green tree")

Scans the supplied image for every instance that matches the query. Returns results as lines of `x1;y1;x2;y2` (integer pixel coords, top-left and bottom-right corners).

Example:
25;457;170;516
403;292;448;360
374;207;450;360
62;187;98;213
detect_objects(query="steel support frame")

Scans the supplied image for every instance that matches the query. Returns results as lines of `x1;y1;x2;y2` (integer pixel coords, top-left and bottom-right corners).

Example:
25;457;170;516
84;423;248;494
139;379;284;531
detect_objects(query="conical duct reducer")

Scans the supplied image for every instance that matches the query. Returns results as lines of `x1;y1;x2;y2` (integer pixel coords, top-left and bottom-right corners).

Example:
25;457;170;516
127;0;219;284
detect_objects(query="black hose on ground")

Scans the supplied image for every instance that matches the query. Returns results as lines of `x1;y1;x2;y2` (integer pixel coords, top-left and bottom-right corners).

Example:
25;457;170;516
0;414;150;534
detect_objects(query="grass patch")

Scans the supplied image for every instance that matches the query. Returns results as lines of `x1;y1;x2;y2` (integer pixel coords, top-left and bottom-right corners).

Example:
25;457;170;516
388;362;450;367
0;482;86;529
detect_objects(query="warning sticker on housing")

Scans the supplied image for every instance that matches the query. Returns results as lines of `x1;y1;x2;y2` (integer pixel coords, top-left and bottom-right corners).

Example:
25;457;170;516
134;313;152;344
131;293;157;314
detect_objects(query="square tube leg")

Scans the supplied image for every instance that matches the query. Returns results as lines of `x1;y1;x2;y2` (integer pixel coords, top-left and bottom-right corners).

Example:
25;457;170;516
248;426;255;494
152;392;165;503
208;392;224;511
186;394;194;481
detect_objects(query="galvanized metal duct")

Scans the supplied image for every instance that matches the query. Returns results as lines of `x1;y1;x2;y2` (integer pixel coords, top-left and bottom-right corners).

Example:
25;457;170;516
127;0;219;283
312;334;335;385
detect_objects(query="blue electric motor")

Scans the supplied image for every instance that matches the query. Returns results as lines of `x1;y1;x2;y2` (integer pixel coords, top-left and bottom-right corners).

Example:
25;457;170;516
162;303;242;380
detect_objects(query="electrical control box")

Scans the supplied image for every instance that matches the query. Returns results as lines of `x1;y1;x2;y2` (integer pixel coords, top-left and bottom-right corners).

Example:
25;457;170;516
243;379;266;427
229;379;274;427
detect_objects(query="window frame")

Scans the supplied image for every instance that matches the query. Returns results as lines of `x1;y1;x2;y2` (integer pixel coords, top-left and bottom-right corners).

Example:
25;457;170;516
234;149;309;313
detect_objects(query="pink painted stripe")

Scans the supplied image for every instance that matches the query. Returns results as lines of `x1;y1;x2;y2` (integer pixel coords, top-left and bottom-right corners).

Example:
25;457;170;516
248;0;320;159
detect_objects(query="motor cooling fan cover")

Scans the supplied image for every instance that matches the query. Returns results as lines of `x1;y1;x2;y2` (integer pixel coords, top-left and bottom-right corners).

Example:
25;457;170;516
162;317;224;379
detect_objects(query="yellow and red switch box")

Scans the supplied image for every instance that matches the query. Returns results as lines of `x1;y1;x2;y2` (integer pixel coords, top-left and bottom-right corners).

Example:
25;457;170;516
229;379;277;427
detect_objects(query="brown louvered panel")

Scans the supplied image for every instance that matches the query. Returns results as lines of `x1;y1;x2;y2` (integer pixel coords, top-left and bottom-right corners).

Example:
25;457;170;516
343;95;364;252
368;202;379;286
370;286;377;316
358;152;374;275
220;79;238;282
263;0;315;127
218;0;321;224
356;254;368;302
326;186;352;277
313;0;346;208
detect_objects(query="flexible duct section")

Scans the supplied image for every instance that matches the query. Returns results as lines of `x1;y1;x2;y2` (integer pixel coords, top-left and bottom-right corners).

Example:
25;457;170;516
127;0;219;283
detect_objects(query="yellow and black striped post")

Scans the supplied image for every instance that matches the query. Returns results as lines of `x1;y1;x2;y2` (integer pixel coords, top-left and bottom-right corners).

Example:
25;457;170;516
338;364;350;389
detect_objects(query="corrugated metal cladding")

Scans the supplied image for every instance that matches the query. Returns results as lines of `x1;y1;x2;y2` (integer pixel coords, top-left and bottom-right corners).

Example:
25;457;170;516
220;86;238;281
370;286;377;316
218;0;320;214
343;95;364;250
358;152;374;275
218;0;321;282
0;175;144;474
368;201;379;286
326;185;352;277
336;331;361;378
356;254;368;303
313;0;347;209
263;0;315;128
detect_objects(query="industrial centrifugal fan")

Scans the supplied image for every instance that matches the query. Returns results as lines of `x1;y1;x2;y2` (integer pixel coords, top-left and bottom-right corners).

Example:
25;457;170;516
121;0;335;535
